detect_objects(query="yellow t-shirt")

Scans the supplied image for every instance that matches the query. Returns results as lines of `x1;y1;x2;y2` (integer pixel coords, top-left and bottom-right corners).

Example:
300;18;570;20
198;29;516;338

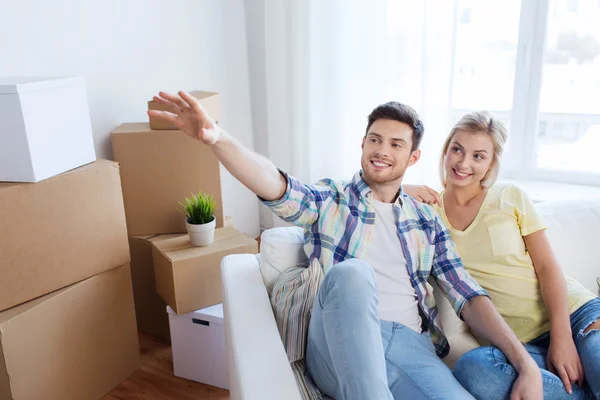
434;184;595;343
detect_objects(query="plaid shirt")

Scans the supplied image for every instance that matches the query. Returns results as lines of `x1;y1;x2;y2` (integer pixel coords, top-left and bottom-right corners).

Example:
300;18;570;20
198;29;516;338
262;170;487;358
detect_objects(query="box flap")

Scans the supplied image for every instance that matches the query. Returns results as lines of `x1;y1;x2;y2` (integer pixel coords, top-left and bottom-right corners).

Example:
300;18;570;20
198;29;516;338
0;76;85;94
130;233;182;243
154;227;254;262
131;234;158;241
149;233;182;243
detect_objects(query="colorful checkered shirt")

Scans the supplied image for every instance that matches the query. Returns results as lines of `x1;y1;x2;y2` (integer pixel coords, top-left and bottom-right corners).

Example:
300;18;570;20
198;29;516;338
262;170;488;358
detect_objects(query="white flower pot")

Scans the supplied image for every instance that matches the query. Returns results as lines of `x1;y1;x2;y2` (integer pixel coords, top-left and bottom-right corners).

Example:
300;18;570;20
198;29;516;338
186;217;216;247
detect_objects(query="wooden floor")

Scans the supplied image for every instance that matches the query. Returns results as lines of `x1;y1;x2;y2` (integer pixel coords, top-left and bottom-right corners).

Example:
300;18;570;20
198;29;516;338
103;333;230;400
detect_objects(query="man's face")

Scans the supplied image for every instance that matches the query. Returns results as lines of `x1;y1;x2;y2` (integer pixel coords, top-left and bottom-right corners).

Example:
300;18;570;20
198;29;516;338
361;119;420;185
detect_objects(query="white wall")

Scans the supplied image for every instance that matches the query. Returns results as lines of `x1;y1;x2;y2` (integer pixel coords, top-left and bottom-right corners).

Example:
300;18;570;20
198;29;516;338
244;0;280;232
0;0;260;238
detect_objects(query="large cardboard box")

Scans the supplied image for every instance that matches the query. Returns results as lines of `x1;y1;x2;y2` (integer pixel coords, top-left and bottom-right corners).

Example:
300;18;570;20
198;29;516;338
0;264;140;400
0;160;130;312
153;227;258;314
0;76;96;182
112;123;224;236
148;91;222;130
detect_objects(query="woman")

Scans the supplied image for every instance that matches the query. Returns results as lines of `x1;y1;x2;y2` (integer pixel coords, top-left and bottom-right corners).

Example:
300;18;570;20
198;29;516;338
406;111;599;400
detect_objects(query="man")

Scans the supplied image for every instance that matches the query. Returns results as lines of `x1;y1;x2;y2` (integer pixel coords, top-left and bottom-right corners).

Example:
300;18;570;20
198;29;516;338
149;92;543;400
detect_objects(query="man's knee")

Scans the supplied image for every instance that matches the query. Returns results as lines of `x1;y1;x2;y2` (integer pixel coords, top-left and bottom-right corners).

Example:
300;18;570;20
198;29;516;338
453;346;516;400
325;259;376;294
453;347;497;385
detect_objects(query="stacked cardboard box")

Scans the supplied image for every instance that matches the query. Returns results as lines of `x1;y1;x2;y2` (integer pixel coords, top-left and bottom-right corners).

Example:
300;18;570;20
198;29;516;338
128;217;234;342
153;226;257;314
112;92;257;345
0;264;139;400
0;76;140;400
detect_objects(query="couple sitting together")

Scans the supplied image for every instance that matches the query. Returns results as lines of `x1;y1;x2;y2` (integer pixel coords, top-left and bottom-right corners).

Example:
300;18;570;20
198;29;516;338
149;92;599;400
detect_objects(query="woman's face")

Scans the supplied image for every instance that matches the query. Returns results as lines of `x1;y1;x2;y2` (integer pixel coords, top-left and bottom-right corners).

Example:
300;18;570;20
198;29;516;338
444;129;495;188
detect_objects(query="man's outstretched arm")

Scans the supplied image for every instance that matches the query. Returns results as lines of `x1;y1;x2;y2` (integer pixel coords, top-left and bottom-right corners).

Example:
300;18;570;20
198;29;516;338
148;91;286;201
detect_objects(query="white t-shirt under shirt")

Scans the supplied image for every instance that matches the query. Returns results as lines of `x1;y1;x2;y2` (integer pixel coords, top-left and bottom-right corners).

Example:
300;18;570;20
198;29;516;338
363;199;422;333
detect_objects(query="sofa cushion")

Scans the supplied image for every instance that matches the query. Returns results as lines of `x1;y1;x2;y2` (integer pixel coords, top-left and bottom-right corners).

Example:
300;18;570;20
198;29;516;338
260;227;307;294
536;198;600;296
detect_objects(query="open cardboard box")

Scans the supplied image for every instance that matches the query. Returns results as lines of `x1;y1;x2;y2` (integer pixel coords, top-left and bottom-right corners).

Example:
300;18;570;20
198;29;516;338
153;226;257;314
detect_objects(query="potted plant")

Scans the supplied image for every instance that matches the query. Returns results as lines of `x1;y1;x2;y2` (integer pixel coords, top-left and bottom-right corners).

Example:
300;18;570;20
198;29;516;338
180;191;217;247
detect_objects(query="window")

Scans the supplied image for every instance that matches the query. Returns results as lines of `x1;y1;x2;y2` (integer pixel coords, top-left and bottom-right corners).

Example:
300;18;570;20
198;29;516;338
450;0;600;185
535;0;600;177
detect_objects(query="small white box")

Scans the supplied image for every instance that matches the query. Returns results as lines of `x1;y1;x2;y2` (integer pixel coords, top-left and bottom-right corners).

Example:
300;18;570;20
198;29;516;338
0;76;96;182
167;304;229;389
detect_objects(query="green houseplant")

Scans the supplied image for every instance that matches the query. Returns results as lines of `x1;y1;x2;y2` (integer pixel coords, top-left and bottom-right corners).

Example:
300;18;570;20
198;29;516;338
180;192;217;246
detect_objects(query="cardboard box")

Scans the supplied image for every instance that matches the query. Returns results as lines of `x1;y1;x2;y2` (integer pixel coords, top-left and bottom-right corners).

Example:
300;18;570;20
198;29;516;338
167;304;228;389
129;234;176;343
148;91;221;130
0;160;130;312
0;76;96;182
0;264;140;400
128;216;233;342
153;227;258;314
111;123;224;236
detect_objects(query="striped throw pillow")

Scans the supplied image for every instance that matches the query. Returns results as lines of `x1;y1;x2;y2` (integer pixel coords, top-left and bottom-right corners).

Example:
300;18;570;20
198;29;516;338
271;258;323;399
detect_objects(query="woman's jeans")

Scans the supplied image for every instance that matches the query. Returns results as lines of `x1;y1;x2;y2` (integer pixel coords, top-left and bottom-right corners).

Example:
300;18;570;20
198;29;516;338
454;298;600;400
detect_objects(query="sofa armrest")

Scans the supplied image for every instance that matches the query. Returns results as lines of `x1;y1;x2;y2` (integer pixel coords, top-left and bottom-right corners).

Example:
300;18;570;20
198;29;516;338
221;254;303;400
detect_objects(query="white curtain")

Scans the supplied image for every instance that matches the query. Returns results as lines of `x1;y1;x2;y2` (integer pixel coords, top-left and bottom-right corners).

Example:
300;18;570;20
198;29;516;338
246;0;459;230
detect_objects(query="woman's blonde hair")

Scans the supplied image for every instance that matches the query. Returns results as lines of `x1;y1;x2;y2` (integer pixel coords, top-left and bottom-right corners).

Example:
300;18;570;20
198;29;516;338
440;111;508;188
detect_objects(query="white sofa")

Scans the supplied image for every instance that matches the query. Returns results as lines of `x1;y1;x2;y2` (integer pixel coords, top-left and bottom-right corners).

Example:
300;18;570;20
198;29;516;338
221;198;600;400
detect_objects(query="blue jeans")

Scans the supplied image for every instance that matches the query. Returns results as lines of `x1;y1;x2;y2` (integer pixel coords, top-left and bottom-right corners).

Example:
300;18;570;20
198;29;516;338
454;298;600;400
305;259;474;400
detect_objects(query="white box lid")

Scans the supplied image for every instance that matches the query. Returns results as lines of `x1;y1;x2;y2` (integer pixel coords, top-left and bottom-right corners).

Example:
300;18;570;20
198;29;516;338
167;303;224;325
0;76;85;94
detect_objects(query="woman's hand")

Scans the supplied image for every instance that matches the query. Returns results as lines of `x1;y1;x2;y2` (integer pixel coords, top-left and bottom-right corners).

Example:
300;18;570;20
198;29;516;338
403;185;442;206
547;335;585;394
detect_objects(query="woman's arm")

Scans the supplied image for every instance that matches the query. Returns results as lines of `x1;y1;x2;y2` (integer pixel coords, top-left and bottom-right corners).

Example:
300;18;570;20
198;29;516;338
525;230;584;393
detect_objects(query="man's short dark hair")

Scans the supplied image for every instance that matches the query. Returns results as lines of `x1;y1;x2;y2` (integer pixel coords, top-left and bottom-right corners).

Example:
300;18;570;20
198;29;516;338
365;102;424;151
